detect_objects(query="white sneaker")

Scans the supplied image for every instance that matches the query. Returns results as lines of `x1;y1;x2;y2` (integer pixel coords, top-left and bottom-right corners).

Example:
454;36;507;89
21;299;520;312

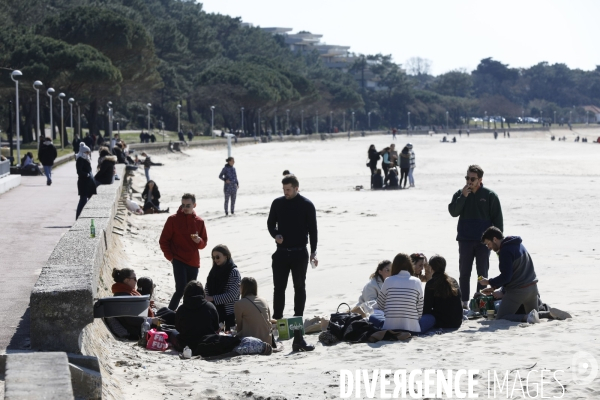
527;309;540;324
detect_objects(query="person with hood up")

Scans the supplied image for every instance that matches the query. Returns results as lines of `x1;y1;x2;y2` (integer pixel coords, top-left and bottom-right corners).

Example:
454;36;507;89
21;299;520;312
175;280;220;352
218;157;239;216
94;146;117;185
38;136;57;185
75;143;96;219
159;193;208;311
205;244;241;330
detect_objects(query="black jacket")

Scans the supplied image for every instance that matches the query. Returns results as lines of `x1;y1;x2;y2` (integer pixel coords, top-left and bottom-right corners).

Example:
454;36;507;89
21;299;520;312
72;138;82;154
368;148;380;166
76;157;97;197
175;295;220;349
94;155;117;185
371;173;383;189
142;185;161;208
112;146;127;164
38;142;57;166
423;273;463;329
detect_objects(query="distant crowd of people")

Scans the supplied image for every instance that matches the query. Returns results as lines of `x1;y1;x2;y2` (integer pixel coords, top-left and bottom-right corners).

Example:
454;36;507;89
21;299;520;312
367;143;415;189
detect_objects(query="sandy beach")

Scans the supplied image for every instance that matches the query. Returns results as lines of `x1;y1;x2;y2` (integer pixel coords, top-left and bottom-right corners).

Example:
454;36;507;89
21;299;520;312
104;129;600;399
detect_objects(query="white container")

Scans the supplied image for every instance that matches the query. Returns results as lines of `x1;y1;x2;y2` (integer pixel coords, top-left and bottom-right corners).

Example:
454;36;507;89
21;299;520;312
183;346;192;359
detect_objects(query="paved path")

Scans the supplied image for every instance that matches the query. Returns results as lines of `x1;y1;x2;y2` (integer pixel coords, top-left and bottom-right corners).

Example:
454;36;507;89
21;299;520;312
0;160;78;351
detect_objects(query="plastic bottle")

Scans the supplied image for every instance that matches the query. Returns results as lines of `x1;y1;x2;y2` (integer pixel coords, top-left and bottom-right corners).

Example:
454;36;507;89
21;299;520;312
183;346;192;359
90;219;95;238
310;259;316;269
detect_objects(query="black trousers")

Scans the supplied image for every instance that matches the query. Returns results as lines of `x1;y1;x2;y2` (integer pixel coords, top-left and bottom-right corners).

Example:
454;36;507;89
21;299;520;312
271;248;309;319
458;240;490;301
400;168;409;187
168;259;199;310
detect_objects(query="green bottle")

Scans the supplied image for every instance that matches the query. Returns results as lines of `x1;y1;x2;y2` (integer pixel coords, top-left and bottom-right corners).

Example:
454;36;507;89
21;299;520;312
90;219;96;238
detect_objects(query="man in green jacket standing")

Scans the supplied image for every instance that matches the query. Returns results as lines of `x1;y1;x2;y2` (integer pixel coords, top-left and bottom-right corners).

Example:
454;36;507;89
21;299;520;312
448;165;503;308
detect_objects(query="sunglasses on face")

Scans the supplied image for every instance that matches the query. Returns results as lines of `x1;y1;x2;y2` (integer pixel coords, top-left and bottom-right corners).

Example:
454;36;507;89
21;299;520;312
465;176;478;182
212;255;222;260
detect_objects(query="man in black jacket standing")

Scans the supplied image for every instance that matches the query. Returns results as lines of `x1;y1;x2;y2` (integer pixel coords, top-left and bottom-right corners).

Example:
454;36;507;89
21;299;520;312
267;174;318;320
38;136;57;185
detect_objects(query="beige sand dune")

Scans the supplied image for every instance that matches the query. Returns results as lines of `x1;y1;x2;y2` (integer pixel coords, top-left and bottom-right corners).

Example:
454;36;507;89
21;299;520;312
109;129;600;399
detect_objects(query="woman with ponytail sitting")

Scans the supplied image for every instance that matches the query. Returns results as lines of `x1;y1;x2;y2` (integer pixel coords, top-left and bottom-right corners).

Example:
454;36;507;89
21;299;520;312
111;268;161;339
422;255;464;330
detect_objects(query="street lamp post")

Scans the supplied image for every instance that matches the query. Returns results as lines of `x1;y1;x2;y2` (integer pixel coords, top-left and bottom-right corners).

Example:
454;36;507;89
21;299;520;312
343;112;345;132
58;93;65;149
330;111;333;133
286;109;290;134
46;88;55;140
33;80;43;145
240;107;245;136
10;70;23;165
77;102;81;137
146;103;151;134
540;110;543;126
587;110;589;125
177;104;181;134
445;110;449;132
407;111;411;130
68;98;75;144
211;106;215;139
301;110;304;134
368;111;372;131
484;111;487;129
107;101;113;149
554;111;556;125
316;110;319;135
258;108;261;136
569;111;572;124
352;111;355;131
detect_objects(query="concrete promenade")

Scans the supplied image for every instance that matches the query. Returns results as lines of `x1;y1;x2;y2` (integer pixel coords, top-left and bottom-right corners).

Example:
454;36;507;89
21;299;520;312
0;159;78;351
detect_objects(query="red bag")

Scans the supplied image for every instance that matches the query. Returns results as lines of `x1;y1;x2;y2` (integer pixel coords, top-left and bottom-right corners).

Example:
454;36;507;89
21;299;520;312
146;329;169;351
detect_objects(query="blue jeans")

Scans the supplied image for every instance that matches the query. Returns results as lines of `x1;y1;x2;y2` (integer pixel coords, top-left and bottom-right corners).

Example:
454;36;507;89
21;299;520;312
144;168;150;182
168;259;199;311
368;313;437;334
43;165;52;183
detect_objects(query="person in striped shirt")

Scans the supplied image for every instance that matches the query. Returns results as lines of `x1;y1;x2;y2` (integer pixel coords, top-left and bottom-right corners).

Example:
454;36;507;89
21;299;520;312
370;253;436;334
204;245;241;330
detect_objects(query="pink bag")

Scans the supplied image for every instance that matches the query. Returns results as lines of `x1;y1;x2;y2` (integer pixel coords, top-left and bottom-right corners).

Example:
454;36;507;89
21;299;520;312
146;329;169;351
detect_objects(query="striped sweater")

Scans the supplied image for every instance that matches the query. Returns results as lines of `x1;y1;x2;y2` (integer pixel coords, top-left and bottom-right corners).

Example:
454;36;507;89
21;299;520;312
376;271;424;332
205;268;241;316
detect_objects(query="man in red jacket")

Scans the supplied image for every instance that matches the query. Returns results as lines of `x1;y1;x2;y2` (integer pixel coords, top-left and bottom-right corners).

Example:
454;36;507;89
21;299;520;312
159;193;208;310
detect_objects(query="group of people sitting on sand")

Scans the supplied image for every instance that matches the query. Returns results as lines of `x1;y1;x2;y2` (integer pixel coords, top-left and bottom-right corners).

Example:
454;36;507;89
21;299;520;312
367;143;415;190
107;244;284;357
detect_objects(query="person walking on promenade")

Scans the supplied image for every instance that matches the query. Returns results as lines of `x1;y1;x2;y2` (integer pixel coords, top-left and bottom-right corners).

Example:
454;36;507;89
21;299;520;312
159;193;208;311
75;144;96;219
367;145;380;175
407;143;416;187
72;133;82;154
38;136;57;186
219;157;239;216
267;175;318;319
448;165;503;308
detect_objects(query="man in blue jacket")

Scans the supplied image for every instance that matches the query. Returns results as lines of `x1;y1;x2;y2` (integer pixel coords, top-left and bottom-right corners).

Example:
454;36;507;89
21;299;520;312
448;165;503;308
479;227;540;322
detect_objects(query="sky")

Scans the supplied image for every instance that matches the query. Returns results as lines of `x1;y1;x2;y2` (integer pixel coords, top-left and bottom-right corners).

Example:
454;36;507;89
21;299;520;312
199;0;600;76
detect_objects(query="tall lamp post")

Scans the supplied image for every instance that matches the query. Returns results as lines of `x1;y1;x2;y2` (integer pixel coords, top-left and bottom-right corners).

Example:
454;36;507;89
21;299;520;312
68;98;75;143
407;111;411;130
286;109;290;134
554;111;556;125
146;103;151;133
587;110;589;125
240;107;244;136
107;101;113;149
10;70;23;165
484;111;488;129
58;93;65;149
316;110;319;135
177;104;181;134
330;111;333;133
343;112;345;132
368;111;372;131
352;111;355;131
77;102;81;137
46;88;55;140
540;110;543;126
33;80;43;145
569;110;572;124
445;110;449;132
301;109;304;134
211;106;215;139
258;108;261;136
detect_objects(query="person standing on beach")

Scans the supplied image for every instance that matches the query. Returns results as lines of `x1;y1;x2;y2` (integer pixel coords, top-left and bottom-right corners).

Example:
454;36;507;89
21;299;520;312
448;165;503;308
267;175;318;319
159;193;208;310
218;157;239;216
407;143;415;187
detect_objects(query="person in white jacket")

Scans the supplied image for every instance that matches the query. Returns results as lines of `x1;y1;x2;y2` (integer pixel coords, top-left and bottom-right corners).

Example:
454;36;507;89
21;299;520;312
358;260;392;304
370;253;436;333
